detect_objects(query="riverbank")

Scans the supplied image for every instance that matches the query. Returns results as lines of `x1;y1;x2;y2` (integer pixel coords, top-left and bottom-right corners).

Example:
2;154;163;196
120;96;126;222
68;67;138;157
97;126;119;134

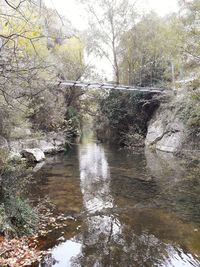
9;131;68;160
145;89;200;156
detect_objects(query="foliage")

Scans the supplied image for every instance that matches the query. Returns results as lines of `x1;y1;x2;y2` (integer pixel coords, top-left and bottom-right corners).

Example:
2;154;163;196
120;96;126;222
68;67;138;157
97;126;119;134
0;164;39;237
54;36;85;80
0;0;86;138
179;0;200;69
176;90;200;135
28;87;67;132
119;12;183;87
94;4;200;147
0;199;38;237
79;0;137;83
95;90;159;146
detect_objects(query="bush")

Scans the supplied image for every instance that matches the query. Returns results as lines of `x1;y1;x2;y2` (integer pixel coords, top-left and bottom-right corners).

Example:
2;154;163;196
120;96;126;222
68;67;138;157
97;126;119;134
28;88;67;132
123;128;145;149
95;90;160;146
176;91;200;135
0;164;39;237
0;198;39;237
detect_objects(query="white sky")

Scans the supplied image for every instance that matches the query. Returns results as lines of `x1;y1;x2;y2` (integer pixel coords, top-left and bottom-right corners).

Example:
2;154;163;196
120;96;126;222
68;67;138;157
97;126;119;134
45;0;179;31
44;0;179;80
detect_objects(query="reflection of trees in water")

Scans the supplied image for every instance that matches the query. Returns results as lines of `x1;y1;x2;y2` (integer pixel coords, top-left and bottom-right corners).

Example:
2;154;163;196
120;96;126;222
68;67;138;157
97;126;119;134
77;143;122;266
72;217;200;267
40;144;200;267
40;254;58;267
75;143;200;267
145;149;200;223
79;143;114;213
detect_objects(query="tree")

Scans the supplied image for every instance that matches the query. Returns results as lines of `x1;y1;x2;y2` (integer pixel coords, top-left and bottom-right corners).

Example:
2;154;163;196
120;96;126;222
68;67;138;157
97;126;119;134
179;0;200;76
79;0;137;83
0;0;87;136
118;12;183;87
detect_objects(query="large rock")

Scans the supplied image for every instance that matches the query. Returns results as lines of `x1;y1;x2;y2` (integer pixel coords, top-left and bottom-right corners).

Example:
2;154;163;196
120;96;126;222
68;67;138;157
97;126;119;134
146;115;185;153
21;148;45;162
145;92;198;154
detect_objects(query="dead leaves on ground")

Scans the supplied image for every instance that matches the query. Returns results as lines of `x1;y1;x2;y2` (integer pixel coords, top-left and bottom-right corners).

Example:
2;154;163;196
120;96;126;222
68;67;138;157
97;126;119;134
0;212;69;267
0;236;43;267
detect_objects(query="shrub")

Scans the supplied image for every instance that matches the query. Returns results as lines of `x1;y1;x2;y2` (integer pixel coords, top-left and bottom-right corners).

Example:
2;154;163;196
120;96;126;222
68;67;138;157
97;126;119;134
176;91;200;135
95;90;159;146
0;164;39;237
0;198;39;237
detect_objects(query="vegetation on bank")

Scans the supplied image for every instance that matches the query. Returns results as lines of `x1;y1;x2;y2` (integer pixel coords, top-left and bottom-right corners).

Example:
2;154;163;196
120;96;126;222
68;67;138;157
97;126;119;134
0;0;86;141
95;91;160;147
0;163;38;237
0;159;69;266
176;90;200;136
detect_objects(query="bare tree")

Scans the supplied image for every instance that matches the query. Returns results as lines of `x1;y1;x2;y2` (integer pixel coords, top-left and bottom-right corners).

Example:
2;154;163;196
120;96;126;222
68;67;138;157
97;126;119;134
80;0;137;83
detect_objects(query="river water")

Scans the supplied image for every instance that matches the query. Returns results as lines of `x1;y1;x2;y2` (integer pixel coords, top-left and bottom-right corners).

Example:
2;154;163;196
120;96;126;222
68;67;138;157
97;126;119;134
30;138;200;267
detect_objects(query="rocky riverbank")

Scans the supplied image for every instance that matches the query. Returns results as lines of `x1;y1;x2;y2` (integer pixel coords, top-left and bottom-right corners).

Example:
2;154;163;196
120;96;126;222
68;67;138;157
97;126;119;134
145;90;200;156
0;131;68;163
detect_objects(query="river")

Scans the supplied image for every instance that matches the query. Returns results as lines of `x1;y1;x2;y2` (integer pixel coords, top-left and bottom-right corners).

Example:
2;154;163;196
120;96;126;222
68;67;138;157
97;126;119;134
29;138;200;267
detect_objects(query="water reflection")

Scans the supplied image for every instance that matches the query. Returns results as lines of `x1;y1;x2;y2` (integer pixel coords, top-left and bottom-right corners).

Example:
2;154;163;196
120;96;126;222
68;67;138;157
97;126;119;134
79;143;113;213
40;239;81;267
32;142;200;267
78;143;121;265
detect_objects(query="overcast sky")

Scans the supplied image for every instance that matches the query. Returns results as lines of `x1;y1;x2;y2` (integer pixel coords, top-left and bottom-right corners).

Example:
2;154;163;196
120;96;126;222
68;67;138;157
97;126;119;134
45;0;179;30
44;0;179;80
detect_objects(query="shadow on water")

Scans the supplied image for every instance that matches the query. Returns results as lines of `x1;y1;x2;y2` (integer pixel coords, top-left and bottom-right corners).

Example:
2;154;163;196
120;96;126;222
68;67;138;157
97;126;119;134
29;139;200;267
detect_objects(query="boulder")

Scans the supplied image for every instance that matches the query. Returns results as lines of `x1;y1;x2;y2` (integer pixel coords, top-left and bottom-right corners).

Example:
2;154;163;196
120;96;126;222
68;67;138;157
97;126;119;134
21;148;45;162
155;130;184;153
39;140;55;153
145;91;200;154
146;117;185;153
145;94;187;153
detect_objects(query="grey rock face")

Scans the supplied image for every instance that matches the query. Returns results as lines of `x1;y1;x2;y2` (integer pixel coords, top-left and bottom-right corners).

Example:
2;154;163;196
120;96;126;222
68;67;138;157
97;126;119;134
145;95;191;153
146;115;185;153
21;148;45;162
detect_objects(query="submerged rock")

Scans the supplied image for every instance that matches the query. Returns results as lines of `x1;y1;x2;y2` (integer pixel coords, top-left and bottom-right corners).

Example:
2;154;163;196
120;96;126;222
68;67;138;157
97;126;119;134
21;148;45;162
